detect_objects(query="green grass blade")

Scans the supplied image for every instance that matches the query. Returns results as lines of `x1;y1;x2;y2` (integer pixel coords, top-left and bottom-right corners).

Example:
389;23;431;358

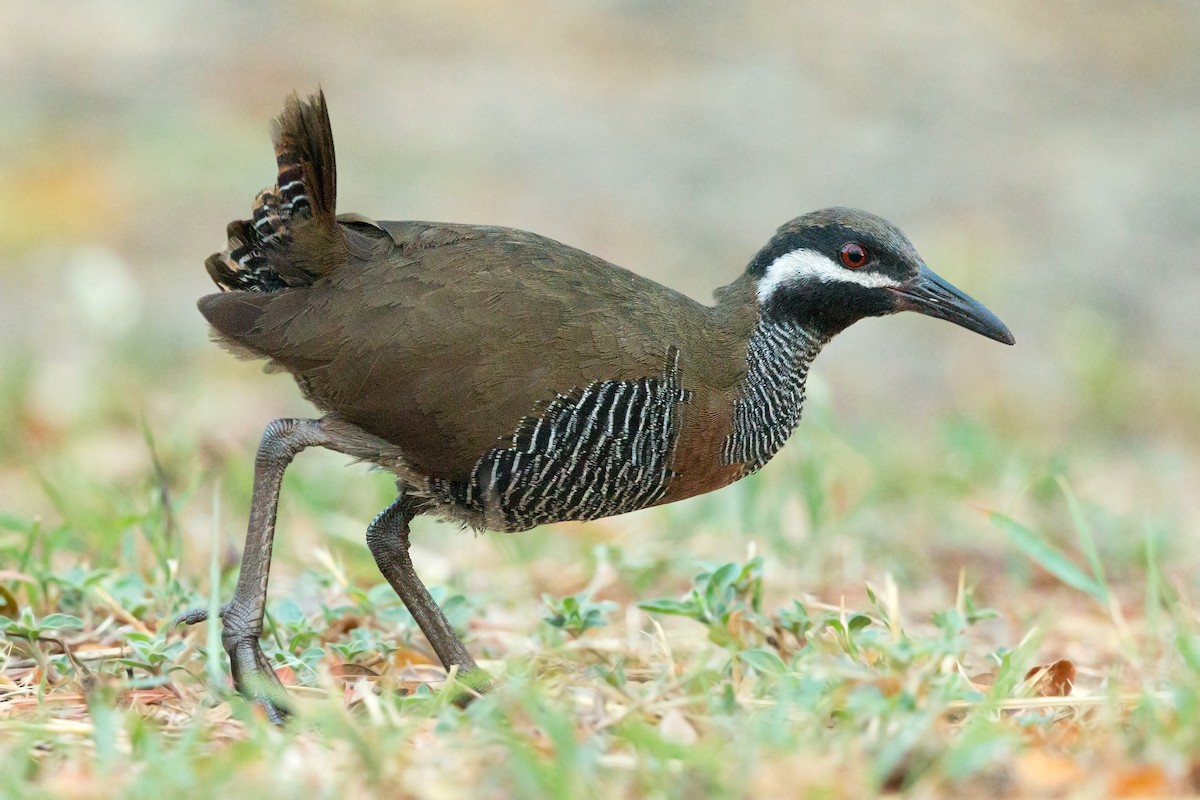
989;511;1106;601
1056;477;1110;599
206;483;225;692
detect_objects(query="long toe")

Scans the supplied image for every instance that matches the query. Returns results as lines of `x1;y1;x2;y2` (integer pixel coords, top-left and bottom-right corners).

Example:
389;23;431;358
173;602;229;627
227;635;292;723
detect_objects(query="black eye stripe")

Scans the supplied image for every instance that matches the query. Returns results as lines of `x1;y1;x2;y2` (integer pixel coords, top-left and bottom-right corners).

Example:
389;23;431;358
748;218;919;284
752;224;884;276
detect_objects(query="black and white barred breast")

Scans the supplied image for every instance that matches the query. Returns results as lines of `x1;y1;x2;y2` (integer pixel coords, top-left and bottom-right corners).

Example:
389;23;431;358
722;318;825;476
432;348;692;531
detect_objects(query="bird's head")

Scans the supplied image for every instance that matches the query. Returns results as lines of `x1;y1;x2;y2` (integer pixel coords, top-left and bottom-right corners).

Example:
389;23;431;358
748;208;1014;345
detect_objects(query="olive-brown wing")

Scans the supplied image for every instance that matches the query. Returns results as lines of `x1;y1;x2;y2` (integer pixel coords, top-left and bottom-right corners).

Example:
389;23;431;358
201;222;717;480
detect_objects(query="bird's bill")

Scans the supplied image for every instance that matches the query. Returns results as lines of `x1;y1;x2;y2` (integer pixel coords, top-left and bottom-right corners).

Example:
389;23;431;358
887;264;1015;345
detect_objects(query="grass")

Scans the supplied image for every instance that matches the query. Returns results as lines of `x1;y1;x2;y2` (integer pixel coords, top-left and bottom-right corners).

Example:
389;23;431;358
2;334;1199;799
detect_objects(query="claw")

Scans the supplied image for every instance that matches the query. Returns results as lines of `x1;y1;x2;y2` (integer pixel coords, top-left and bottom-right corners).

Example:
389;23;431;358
173;602;230;628
173;608;206;627
173;604;291;723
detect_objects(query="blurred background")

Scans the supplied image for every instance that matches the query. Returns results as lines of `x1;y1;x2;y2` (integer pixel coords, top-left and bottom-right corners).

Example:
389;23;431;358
1;2;1197;612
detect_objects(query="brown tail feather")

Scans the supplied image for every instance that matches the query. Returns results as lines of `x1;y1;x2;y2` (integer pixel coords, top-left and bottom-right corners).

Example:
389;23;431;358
205;90;340;293
272;91;337;225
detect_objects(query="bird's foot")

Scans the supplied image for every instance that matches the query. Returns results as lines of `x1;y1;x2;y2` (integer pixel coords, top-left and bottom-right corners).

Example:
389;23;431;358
225;632;292;724
452;665;494;703
174;602;291;724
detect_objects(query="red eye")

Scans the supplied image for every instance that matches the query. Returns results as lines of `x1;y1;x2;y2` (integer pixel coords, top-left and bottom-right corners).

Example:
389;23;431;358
839;242;869;268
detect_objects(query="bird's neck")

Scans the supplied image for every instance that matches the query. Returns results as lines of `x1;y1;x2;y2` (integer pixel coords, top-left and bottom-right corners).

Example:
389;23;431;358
714;273;829;474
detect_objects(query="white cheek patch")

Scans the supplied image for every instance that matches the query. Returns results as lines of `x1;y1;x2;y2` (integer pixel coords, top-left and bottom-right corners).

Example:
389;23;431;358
755;248;901;304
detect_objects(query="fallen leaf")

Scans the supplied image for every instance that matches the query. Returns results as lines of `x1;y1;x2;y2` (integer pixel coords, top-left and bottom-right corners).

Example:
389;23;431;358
725;609;765;648
390;646;435;668
968;672;996;691
19;665;44;688
323;614;363;642
393;664;451;689
1025;659;1075;697
1110;764;1170;798
273;666;297;686
330;663;380;685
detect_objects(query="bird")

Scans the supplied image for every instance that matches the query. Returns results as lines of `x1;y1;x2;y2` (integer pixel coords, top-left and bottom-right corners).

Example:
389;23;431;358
178;90;1014;721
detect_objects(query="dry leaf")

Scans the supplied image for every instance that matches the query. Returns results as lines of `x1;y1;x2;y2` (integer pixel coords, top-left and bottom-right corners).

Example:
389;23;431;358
323;614;363;641
273;665;297;686
20;665;45;688
330;663;380;685
968;672;996;692
390;646;436;668
1110;764;1170;798
1024;659;1075;697
725;610;756;647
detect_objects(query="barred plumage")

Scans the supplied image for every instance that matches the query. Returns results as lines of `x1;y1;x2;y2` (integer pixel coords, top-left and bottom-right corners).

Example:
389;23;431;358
189;89;1016;718
204;93;333;294
722;318;825;474
433;348;691;531
209;189;299;293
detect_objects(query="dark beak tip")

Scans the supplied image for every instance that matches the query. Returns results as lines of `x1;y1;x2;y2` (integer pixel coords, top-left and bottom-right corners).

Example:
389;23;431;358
892;265;1016;347
965;320;1016;347
972;308;1016;346
959;313;1016;347
980;316;1017;346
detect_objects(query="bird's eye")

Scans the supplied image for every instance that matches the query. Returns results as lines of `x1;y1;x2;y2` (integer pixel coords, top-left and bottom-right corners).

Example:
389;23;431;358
839;243;869;268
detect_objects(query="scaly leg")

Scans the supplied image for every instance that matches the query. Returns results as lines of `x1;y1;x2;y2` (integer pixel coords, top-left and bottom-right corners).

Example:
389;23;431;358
367;492;492;695
177;418;328;723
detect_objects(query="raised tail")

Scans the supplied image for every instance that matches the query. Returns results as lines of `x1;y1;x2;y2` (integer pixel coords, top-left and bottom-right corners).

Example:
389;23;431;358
205;90;339;292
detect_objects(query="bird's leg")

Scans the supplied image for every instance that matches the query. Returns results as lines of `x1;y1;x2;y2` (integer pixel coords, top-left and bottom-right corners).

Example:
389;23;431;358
366;493;492;696
177;418;328;723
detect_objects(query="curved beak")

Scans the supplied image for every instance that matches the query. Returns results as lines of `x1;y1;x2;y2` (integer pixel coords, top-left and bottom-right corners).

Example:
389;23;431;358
887;264;1015;345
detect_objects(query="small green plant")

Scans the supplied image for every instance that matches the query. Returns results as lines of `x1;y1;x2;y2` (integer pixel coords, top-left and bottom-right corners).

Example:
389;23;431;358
2;312;1196;798
541;591;617;638
266;598;325;652
0;608;84;640
328;626;392;663
775;599;814;642
639;556;764;647
119;630;185;675
267;645;328;685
